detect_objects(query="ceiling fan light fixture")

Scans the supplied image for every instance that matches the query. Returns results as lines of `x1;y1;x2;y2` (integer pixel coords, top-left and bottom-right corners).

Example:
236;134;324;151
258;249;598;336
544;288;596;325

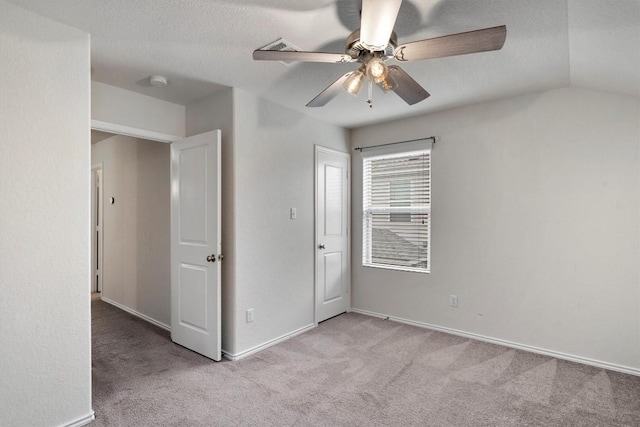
343;68;365;95
380;74;396;91
366;57;388;84
252;0;506;109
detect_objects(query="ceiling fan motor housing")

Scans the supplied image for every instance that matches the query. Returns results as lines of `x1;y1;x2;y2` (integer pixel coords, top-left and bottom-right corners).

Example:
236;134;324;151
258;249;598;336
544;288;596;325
346;29;397;60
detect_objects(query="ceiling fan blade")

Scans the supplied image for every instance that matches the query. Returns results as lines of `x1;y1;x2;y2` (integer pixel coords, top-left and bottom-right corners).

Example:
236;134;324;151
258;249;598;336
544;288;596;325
387;65;430;105
395;25;507;62
306;72;352;107
360;0;402;51
253;50;353;63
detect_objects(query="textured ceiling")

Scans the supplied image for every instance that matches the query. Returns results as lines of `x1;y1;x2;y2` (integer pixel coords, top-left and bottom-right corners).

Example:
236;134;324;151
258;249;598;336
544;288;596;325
7;0;640;128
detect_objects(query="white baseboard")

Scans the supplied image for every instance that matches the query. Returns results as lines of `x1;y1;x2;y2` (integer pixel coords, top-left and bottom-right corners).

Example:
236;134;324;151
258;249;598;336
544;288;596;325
351;308;640;377
59;411;95;427
222;323;316;361
101;296;171;331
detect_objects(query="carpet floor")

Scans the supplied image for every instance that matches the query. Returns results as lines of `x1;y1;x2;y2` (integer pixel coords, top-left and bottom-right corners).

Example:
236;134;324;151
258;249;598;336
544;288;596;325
91;297;640;426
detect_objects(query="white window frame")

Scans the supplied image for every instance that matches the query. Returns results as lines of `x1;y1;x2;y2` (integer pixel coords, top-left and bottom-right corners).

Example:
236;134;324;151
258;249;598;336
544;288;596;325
361;139;432;274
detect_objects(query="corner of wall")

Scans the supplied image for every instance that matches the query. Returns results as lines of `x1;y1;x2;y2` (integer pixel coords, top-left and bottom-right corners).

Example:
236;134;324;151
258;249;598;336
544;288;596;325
222;87;238;355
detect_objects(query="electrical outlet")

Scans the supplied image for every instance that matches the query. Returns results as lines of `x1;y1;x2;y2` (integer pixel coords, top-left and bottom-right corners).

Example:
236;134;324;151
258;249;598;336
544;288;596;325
290;208;297;219
246;309;254;323
450;295;458;307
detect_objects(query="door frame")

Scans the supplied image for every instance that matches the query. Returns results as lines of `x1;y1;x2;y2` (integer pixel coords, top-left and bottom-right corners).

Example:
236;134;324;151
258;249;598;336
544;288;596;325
91;162;104;294
314;145;351;324
92;119;179;143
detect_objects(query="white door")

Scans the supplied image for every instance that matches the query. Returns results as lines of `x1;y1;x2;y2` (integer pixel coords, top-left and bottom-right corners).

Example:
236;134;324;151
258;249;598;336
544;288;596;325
171;130;222;361
315;146;350;322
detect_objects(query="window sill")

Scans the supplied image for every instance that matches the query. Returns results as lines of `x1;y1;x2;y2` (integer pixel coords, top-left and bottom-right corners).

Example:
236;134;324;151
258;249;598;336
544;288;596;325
363;263;430;274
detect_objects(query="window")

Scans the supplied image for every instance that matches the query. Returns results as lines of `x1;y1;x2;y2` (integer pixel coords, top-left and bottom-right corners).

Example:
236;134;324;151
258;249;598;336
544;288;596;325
362;141;431;273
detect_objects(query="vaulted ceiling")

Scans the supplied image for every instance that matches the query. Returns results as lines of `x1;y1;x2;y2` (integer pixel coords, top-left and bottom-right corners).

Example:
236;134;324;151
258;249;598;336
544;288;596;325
7;0;640;128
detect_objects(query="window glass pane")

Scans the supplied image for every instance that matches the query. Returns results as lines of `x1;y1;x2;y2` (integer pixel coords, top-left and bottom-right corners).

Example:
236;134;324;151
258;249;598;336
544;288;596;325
390;179;411;223
362;149;430;273
369;212;429;269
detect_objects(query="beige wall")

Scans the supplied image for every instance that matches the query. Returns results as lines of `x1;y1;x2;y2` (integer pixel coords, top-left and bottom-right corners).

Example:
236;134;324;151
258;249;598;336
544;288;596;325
351;87;640;372
92;135;171;327
0;1;93;425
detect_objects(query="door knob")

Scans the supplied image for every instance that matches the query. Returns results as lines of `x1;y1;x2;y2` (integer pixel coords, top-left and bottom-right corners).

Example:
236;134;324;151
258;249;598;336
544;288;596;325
206;254;216;263
218;254;224;262
318;244;325;249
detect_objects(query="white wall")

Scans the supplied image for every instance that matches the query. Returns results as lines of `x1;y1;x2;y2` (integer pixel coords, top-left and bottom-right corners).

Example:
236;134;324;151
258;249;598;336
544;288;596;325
351;87;640;372
185;88;237;352
231;89;349;356
92;81;186;139
92;135;171;327
0;2;93;426
187;89;352;357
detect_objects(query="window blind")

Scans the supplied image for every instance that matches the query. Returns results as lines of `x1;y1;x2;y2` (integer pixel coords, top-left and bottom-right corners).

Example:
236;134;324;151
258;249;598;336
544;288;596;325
362;148;431;273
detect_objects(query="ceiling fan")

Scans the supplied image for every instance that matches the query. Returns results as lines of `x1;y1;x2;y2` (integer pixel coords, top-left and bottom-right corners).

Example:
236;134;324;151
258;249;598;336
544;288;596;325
253;0;506;108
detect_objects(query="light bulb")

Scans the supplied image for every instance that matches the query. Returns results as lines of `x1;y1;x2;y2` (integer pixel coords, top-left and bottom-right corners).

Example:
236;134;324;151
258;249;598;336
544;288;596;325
366;58;388;84
343;68;365;95
380;74;396;91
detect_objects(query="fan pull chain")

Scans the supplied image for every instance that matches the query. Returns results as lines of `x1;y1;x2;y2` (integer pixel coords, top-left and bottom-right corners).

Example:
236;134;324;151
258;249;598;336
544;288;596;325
367;80;373;108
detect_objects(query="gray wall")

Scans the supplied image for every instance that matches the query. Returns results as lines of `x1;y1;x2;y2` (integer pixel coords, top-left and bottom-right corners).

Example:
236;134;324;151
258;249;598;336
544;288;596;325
231;89;350;355
351;87;640;371
186;89;350;357
0;1;93;425
92;135;171;327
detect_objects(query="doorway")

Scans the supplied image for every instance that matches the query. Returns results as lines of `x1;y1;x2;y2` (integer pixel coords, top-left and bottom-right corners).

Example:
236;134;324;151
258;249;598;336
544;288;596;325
90;130;172;330
89;127;223;360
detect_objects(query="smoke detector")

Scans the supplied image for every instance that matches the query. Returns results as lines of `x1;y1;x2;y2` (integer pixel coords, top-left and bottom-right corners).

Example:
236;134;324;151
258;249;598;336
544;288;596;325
149;75;168;87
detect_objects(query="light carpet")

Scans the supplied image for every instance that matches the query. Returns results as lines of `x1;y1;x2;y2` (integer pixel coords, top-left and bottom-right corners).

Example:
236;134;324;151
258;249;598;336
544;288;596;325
91;297;640;426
